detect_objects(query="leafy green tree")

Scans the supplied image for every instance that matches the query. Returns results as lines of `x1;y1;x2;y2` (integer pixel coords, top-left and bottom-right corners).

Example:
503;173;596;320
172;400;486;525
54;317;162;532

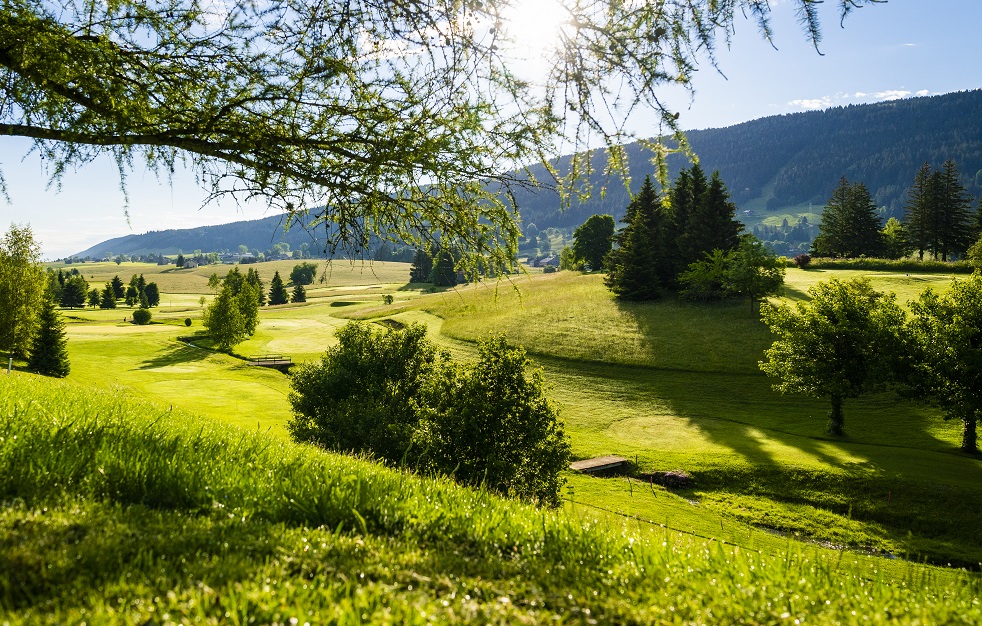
605;176;670;300
144;282;160;307
679;235;784;310
759;278;906;436
99;283;117;309
419;335;571;507
289;262;318;286
908;273;982;453
236;282;260;336
110;275;125;299
291;282;306;303
572;214;615;271
881;217;912;260
132;307;152;325
268;271;289;305
289;322;444;462
27;294;70;377
559;246;583;271
968;234;982;270
60;274;88;309
86;288;100;308
726;235;786;312
203;284;247;351
678;249;733;302
0;0;880;268
811;177;884;258
124;285;138;307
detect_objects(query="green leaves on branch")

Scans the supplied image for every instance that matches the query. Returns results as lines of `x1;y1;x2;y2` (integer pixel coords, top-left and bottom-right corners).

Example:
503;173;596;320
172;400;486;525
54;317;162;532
1;0;883;265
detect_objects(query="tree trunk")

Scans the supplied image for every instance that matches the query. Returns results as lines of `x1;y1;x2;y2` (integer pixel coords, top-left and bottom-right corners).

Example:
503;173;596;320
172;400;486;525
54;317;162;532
962;416;978;454
827;395;845;436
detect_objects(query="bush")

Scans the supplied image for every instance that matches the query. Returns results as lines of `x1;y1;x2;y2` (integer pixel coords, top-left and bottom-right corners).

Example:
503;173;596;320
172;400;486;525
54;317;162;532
184;318;192;327
792;254;811;268
132;308;152;325
543;265;557;274
288;322;571;506
289;323;442;462
418;335;571;507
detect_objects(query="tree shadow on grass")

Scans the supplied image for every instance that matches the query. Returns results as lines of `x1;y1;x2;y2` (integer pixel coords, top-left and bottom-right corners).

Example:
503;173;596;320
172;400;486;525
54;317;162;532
138;340;212;370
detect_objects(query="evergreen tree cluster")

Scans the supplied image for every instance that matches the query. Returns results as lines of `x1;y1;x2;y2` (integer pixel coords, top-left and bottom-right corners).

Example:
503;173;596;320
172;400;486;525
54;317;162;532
811;161;982;261
810;178;884;258
605;165;743;300
904;161;979;261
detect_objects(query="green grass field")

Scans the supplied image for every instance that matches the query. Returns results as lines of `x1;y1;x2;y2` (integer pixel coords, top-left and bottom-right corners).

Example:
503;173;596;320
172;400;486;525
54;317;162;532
6;260;981;621
2;374;979;623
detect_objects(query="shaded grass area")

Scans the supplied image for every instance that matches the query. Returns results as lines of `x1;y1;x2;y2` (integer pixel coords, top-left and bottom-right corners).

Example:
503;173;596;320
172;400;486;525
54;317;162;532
2;374;979;623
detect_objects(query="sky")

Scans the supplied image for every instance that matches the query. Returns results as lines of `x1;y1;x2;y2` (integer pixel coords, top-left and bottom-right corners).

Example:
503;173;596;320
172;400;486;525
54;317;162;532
1;0;980;260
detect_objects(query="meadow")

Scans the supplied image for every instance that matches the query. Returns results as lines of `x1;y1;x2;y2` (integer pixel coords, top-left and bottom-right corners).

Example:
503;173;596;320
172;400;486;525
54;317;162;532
3;259;981;621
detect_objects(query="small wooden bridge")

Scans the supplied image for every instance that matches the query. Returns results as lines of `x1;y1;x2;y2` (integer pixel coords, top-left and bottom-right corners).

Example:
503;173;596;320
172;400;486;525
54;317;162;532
569;455;628;475
247;354;293;370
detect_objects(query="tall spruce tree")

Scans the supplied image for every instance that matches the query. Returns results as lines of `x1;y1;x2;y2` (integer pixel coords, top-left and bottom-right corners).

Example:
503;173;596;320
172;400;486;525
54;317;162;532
605;176;668;300
670;164;709;273
935;160;974;261
28;294;70;377
410;247;434;283
246;268;266;306
904;163;936;261
688;170;743;258
99;283;117;309
292;282;307;303
811;178;884;258
268;271;289;305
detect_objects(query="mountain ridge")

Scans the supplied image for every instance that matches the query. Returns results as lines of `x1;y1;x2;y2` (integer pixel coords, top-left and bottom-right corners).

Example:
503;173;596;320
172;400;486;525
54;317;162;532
75;89;982;257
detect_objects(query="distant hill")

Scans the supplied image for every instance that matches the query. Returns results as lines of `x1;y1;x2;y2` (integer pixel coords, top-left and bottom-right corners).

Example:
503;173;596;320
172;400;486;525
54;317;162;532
75;213;328;258
77;90;982;257
508;90;982;231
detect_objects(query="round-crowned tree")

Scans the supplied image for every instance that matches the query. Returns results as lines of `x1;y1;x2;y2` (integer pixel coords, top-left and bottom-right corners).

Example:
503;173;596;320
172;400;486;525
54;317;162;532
132;307;152;325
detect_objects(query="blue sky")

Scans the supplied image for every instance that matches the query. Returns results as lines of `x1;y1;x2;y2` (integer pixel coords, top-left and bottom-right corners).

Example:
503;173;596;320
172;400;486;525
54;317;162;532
1;0;979;259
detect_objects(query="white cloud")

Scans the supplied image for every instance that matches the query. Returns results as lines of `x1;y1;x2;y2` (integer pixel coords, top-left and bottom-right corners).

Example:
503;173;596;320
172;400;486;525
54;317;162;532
915;89;930;97
788;97;834;110
871;90;911;101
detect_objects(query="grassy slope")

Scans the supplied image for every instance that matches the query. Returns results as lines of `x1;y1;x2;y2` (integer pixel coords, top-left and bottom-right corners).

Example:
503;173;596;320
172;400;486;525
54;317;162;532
54;263;982;566
2;374;979;624
379;269;982;566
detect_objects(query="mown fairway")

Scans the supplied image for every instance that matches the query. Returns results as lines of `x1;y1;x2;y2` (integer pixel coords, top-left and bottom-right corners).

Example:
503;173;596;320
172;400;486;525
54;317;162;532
51;261;982;568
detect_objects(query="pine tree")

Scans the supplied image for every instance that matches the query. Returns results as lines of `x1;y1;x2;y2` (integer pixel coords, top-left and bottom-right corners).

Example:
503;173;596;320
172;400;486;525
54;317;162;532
246;268;266;306
110;275;125;299
268;271;289;305
811;178;883;258
431;249;457;286
935;160;974;261
687;170;743;259
100;283;117;309
670;164;709;273
60;274;88;309
28;295;70;377
292;282;307;303
410;248;434;282
605;176;668;300
904;163;936;261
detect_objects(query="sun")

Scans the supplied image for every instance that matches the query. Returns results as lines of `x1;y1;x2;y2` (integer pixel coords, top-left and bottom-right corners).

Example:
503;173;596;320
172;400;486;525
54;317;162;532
499;0;570;59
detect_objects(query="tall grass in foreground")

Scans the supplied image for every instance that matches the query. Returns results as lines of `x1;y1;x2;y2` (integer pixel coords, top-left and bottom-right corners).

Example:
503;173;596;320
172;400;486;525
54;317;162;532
1;374;980;623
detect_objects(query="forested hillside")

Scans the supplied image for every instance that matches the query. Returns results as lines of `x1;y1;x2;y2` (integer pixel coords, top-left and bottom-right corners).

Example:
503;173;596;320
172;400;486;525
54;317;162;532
510;90;982;230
